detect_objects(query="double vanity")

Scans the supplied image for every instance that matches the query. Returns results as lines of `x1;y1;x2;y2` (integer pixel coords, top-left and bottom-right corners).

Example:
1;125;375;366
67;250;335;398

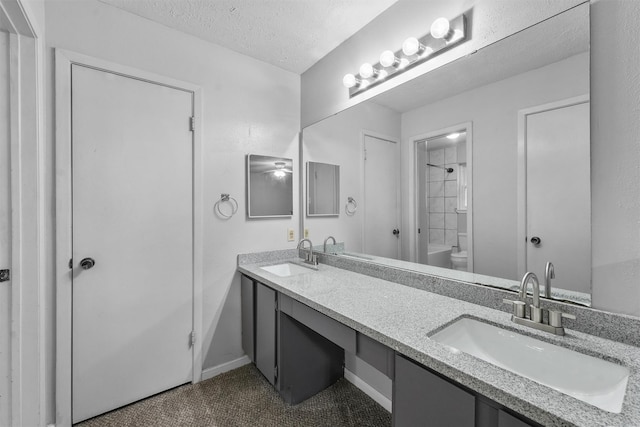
238;248;640;426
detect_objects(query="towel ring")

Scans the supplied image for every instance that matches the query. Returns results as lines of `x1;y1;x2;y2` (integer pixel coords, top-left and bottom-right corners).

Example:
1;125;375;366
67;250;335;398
215;193;238;219
345;197;358;216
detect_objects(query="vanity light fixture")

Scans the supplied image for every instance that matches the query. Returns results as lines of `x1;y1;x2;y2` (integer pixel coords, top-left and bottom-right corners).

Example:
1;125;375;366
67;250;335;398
430;17;453;40
359;62;378;79
379;50;399;68
342;73;360;89
402;37;425;56
343;13;468;96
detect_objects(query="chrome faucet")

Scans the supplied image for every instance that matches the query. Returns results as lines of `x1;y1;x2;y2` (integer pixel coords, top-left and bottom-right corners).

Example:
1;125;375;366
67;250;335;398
323;236;336;253
544;262;555;298
504;271;576;336
519;272;542;323
297;238;318;266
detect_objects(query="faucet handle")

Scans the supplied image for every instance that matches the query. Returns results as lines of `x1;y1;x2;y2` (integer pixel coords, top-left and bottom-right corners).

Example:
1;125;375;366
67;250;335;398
503;299;526;318
548;310;576;328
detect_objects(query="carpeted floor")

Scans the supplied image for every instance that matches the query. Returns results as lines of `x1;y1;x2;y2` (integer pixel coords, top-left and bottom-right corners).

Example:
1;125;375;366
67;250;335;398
76;364;392;426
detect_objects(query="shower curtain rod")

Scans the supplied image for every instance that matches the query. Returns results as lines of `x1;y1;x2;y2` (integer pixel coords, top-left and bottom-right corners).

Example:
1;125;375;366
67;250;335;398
426;163;454;173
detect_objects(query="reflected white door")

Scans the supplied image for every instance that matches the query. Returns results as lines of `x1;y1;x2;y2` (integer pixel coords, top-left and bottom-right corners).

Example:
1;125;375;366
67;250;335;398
72;65;194;422
524;100;590;293
0;30;11;427
363;134;400;259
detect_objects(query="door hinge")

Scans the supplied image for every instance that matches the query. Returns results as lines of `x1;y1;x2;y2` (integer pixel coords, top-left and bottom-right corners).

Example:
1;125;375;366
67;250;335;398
274;365;278;381
68;258;73;269
274;297;278;312
189;116;195;132
190;331;196;347
0;269;9;282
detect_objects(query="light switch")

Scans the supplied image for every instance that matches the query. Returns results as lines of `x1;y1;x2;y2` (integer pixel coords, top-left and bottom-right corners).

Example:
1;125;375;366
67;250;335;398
304;228;309;238
287;228;295;242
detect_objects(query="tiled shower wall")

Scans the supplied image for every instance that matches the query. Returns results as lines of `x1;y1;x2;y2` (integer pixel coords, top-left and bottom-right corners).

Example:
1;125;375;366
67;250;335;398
427;147;458;246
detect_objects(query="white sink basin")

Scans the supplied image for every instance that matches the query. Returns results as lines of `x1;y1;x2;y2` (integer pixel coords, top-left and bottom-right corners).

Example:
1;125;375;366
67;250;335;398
260;262;315;277
430;317;629;413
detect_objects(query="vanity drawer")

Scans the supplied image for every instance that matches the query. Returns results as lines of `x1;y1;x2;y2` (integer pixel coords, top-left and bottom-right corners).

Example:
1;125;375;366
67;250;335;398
279;293;356;353
356;332;394;379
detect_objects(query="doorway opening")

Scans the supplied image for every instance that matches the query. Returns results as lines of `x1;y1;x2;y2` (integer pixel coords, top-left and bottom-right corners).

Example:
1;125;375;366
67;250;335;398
413;123;473;272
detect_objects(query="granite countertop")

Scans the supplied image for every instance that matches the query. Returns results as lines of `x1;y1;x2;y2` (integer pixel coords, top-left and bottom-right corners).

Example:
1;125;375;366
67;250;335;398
238;258;640;427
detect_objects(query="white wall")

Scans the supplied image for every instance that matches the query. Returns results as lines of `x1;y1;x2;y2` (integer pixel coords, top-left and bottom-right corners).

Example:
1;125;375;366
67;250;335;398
302;102;400;250
590;0;640;316
42;1;300;423
301;0;584;127
401;53;589;280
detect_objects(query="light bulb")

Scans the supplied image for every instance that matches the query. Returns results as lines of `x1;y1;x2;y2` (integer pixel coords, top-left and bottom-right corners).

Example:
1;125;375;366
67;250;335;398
343;73;359;88
273;170;286;178
379;50;399;68
359;62;377;79
430;17;452;40
402;37;424;56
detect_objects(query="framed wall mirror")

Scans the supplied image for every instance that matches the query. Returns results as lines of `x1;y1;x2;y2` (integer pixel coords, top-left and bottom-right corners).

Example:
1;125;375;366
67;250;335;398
307;162;340;217
302;4;591;305
247;154;293;218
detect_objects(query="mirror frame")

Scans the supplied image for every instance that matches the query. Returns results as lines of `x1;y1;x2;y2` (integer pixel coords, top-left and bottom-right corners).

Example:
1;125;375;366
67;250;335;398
306;161;340;217
246;154;294;219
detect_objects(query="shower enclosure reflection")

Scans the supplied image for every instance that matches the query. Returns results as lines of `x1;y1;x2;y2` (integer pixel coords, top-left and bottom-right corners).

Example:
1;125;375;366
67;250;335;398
416;127;470;272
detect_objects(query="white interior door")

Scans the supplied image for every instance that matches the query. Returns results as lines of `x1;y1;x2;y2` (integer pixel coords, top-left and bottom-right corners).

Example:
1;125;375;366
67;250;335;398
363;134;400;259
0;30;11;427
72;65;194;423
525;101;590;293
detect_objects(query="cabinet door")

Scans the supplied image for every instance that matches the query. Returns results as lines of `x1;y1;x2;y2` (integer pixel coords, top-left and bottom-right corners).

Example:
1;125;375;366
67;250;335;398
240;275;255;362
394;354;475;427
499;409;535;427
255;282;277;385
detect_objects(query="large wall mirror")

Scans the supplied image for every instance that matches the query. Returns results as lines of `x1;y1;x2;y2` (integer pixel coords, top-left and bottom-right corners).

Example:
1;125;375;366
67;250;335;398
247;154;294;218
302;4;591;305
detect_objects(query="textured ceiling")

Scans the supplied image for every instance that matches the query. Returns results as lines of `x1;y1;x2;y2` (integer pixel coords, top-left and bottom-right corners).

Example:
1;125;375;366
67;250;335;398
98;0;398;73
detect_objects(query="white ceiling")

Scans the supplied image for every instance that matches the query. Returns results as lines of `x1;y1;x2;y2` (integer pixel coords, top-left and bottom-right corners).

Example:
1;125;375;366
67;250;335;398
98;0;398;74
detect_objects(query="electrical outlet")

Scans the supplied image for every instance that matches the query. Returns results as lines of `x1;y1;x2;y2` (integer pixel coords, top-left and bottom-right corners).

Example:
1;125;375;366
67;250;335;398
287;228;295;242
304;228;309;238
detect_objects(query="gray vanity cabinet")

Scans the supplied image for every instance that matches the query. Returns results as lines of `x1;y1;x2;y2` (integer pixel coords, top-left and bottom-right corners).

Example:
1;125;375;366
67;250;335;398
255;282;277;385
394;354;475;426
394;354;538;427
241;275;345;404
240;275;255;362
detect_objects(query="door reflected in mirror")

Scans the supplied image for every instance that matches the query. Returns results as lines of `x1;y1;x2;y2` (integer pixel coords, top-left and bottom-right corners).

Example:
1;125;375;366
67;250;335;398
307;162;340;217
247;154;293;218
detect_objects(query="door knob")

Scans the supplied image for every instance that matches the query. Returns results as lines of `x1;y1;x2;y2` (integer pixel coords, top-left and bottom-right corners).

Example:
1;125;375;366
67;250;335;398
530;236;541;246
80;257;96;270
392;229;400;236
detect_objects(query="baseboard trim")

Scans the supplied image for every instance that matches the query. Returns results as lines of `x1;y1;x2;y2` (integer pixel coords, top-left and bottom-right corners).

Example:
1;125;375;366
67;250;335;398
344;368;392;413
201;356;251;381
